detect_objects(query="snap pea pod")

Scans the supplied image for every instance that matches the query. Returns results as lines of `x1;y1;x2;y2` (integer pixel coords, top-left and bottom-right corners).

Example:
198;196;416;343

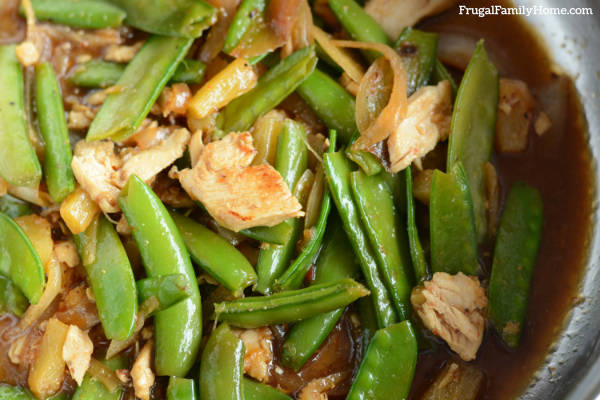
351;170;413;320
255;119;308;294
72;356;127;400
119;175;202;377
199;323;244;400
296;69;355;144
239;222;292;245
0;195;31;218
20;0;126;29
345;130;383;176
244;378;292;400
214;278;368;328
324;151;398;328
447;41;499;242
0;275;28;317
432;59;457;97
170;211;257;297
488;182;543;347
394;27;439;96
328;0;391;60
429;163;479;275
280;220;360;371
35;62;75;202
0;213;44;304
105;0;217;37
0;384;35;400
87;36;193;142
69;59;206;89
274;130;338;292
167;377;198;400
219;46;317;133
136;273;192;312
0;45;42;187
405;168;429;283
74;215;137;340
223;0;267;54
347;320;417;400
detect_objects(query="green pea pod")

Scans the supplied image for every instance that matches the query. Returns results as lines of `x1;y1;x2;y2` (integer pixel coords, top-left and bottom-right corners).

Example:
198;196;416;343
429;163;479;275
0;195;32;219
488;182;543;347
328;0;390;60
0;275;28;317
167;377;198;400
223;0;267;54
170;211;257;297
20;0;126;29
35;62;75;202
0;384;36;400
256;119;308;294
345;130;383;176
0;213;44;303
432;59;457;97
405;168;429;283
347;321;417;400
0;45;42;187
280;220;360;371
215;278;369;328
351;170;413;320
87;36;193;142
74;215;137;340
447;41;499;242
381;170;406;214
199;323;244;400
296;69;355;144
394;27;439;96
171;59;206;84
219;46;317;133
274;130;338;292
239;222;292;245
119;175;202;377
244;378;292;400
137;273;192;312
105;0;217;37
357;295;378;341
72;356;127;400
323;151;398;328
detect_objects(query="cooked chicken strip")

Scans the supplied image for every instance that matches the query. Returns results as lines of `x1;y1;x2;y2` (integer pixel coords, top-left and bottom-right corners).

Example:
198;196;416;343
411;272;487;361
495;78;536;153
131;340;154;400
62;325;93;385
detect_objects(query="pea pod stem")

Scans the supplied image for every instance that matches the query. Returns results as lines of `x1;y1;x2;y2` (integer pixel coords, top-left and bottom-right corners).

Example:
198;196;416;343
87;36;193;142
21;0;126;29
35;62;75;202
119;175;202;377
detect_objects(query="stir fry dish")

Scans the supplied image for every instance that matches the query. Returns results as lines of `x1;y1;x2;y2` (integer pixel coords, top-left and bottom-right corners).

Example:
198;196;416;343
0;0;590;399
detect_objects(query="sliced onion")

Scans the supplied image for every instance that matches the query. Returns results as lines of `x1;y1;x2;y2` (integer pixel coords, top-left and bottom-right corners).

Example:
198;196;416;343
332;40;408;153
199;0;240;62
311;26;364;83
437;32;478;71
287;0;313;56
268;0;302;40
231;14;286;59
19;257;61;329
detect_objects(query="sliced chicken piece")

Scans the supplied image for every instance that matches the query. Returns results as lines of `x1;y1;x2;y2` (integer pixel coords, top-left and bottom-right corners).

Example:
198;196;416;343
116;128;191;187
365;0;456;40
495;79;536;153
178;132;304;231
388;80;452;173
131;340;154;400
232;327;274;383
62;325;93;385
54;240;80;268
299;372;348;400
71;140;122;213
104;41;143;63
411;272;487;361
159;83;192;117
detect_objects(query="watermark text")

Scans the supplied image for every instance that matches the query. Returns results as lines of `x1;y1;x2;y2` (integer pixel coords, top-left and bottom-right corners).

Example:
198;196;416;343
459;5;594;17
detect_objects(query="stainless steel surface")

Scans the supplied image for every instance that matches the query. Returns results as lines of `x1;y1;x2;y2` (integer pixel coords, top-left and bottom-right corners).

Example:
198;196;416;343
511;1;600;398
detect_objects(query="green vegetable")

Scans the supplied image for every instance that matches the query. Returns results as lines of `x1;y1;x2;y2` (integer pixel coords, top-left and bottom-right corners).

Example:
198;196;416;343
0;45;42;187
431;59;457;97
347;321;417;400
119;175;202;377
0;384;36;400
489;182;543;347
170;211;257;297
105;0;217;37
0;275;28;317
346;130;383;176
239;222;292;245
219;46;317;133
429;163;479;275
405;168;429;283
171;59;206;84
136;273;192;312
243;378;292;400
21;0;126;29
447;41;499;241
0;212;44;304
74;215;137;340
199;323;244;400
167;377;198;400
324;151;398;328
223;0;267;54
215;278;369;328
394;27;439;96
72;356;127;400
0;195;32;219
87;36;193;141
35;62;75;202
